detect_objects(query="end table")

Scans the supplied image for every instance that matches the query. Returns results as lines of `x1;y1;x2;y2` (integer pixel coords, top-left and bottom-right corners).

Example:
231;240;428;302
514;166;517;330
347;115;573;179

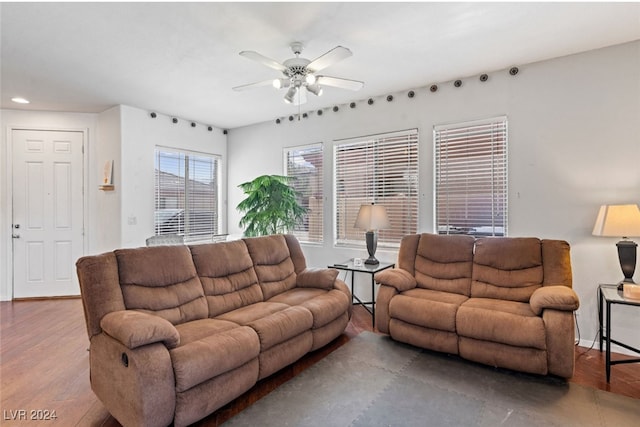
598;284;640;382
330;260;395;328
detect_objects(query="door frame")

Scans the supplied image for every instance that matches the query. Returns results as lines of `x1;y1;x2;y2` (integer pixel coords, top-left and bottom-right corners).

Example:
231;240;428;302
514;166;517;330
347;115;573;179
4;125;90;300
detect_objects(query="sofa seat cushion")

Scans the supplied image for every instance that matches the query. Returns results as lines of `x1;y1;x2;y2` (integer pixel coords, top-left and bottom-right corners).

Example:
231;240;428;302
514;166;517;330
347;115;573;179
246;306;313;351
267;288;327;306
389;289;468;332
278;289;350;328
456;298;546;350
215;301;290;324
169;325;259;393
175;318;240;345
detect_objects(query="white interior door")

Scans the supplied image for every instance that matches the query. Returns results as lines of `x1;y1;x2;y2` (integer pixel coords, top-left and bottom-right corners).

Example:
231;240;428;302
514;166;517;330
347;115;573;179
12;129;84;298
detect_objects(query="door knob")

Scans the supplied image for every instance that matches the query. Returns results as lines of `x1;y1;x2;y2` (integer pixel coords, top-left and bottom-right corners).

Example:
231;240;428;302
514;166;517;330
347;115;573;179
12;234;20;239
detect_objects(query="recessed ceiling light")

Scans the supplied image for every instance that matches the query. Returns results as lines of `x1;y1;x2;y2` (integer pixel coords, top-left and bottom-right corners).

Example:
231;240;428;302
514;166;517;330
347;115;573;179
11;97;30;104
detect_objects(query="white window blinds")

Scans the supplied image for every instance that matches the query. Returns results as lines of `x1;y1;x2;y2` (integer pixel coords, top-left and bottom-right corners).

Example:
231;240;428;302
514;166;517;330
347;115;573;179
284;143;323;244
155;148;220;242
335;129;419;248
434;117;507;236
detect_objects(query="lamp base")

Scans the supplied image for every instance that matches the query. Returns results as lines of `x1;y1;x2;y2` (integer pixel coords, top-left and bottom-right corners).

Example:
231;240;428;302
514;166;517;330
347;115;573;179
617;278;635;291
364;231;379;265
364;256;380;265
617;239;637;291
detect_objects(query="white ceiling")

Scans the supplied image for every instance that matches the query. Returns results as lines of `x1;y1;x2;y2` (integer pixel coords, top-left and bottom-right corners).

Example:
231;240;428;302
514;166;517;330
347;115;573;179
2;2;639;130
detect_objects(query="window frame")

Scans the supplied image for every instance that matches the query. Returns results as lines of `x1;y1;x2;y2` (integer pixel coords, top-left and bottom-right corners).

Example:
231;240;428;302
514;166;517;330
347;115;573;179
154;146;221;243
433;116;508;237
283;142;324;245
333;129;419;249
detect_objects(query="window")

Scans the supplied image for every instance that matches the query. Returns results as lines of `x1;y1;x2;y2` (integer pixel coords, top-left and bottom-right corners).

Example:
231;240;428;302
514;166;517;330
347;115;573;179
284;143;323;243
155;148;220;242
434;117;507;237
334;129;418;248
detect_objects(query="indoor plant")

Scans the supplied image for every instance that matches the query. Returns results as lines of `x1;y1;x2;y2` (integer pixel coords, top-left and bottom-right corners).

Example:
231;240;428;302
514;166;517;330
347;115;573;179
237;174;306;237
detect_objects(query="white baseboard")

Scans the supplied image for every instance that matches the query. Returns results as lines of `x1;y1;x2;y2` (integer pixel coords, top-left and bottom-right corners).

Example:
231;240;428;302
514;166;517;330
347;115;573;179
578;338;638;357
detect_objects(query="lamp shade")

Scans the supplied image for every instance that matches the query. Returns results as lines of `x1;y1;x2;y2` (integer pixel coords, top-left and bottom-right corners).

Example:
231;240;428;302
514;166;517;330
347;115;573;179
354;203;390;231
592;204;640;237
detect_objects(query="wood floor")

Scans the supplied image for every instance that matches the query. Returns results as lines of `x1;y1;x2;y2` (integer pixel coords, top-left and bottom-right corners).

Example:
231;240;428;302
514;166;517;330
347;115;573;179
1;298;638;426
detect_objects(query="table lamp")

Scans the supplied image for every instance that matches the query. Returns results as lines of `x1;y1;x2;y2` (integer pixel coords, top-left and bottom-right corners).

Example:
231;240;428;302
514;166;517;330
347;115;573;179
354;203;390;265
592;204;640;290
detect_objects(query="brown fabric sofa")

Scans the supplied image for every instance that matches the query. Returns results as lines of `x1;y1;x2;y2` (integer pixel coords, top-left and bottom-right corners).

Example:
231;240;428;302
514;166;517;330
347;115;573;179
76;234;351;427
375;233;579;378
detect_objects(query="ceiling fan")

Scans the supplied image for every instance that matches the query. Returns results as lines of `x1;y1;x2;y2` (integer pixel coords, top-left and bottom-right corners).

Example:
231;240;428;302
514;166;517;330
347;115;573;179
233;42;364;106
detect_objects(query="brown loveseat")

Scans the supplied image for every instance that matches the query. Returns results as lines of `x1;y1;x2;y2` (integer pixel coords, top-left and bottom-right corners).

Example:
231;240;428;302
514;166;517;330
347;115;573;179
375;233;579;378
76;234;351;427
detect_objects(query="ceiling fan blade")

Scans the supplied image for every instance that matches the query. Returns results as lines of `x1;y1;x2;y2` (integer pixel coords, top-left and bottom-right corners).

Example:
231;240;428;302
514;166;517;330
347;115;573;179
239;51;287;72
316;76;364;91
307;46;352;72
232;79;274;91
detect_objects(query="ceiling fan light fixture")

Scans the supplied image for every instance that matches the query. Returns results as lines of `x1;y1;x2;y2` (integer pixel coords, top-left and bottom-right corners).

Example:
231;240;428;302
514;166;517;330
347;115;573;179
237;43;362;105
284;86;297;104
307;84;323;96
273;78;290;89
305;74;317;85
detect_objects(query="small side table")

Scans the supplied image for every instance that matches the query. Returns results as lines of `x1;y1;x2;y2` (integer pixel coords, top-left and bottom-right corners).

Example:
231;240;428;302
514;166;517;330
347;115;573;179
598;284;640;383
330;260;395;328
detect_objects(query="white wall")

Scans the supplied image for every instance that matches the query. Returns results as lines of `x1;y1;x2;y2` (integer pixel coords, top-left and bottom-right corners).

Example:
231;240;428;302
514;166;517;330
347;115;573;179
94;106;122;254
228;41;640;354
0;104;228;299
119;105;228;248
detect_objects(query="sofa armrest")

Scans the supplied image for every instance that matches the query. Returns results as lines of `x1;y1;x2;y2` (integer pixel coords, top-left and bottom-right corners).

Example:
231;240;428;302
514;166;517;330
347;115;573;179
100;310;180;349
296;267;339;290
530;286;580;315
374;268;417;292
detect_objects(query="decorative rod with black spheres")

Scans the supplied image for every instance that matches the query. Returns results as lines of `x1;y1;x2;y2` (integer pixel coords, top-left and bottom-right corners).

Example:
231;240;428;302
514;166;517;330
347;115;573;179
148;111;222;134
273;66;519;124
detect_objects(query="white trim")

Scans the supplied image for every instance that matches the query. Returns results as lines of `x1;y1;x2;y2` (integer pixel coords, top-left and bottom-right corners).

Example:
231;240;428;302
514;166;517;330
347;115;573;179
433;115;508;132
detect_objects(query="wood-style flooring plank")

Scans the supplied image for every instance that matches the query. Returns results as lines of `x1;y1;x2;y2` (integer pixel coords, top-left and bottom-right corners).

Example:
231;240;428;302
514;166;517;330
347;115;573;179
1;299;638;426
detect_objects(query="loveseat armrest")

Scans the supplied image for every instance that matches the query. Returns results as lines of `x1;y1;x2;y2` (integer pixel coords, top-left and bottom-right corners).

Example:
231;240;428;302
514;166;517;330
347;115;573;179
296;267;339;290
100;310;180;350
374;268;417;292
529;286;579;315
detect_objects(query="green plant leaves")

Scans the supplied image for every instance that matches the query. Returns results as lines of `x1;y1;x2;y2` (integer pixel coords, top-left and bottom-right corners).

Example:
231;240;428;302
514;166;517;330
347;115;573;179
237;175;307;237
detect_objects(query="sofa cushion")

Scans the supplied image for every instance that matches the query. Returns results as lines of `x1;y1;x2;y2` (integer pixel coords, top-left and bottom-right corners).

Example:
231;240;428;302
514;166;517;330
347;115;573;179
296;290;351;328
389;288;468;332
175;318;240;345
189;241;264;317
247;306;313;351
215;301;290;324
296;268;339;290
456;298;546;350
169;325;259;393
267;288;328;306
115;246;208;325
244;235;297;300
414;234;474;296
471;237;543;302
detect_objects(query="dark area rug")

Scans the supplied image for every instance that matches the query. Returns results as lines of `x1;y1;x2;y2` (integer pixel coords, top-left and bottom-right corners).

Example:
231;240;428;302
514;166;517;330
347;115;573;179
223;332;640;426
